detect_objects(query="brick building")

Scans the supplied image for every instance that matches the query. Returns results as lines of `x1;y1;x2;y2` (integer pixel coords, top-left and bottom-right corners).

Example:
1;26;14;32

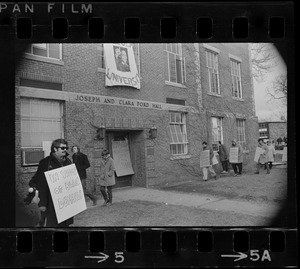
258;121;287;142
15;43;259;197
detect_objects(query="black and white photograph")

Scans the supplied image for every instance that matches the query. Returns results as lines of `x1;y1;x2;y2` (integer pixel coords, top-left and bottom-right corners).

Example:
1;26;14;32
14;43;289;227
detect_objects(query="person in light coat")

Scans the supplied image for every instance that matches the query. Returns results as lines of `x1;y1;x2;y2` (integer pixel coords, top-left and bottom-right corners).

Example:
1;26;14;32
266;140;276;169
98;149;116;206
255;138;270;174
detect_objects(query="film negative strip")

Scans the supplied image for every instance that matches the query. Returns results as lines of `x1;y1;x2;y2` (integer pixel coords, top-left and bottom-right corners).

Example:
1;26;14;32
0;1;296;268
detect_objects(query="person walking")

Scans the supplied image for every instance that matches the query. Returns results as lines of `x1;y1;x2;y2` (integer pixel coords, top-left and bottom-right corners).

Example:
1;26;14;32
266;140;276;169
29;139;74;227
98;149;116;206
230;139;244;177
218;141;229;174
255;138;270;174
71;145;97;206
201;141;217;181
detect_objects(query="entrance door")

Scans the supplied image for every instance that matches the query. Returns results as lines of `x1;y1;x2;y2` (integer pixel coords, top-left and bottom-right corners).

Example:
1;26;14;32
105;132;132;188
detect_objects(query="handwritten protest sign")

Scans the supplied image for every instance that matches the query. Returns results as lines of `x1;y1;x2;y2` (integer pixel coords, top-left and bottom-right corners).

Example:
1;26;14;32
282;146;287;162
200;150;210;168
112;139;134;177
254;147;264;162
229;147;239;163
44;164;86;224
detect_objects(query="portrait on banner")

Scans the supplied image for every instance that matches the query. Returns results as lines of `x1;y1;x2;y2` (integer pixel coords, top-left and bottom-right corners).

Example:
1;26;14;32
104;43;140;89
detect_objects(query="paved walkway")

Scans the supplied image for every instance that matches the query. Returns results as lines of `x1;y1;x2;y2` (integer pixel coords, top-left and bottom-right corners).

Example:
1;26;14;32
87;186;281;219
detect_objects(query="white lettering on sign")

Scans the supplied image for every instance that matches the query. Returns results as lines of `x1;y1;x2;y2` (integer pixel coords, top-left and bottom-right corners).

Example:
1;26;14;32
44;164;86;223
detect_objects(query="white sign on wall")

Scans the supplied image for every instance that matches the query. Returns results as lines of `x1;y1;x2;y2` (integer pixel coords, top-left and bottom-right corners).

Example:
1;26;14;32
112;139;135;177
104;43;141;89
44;164;87;224
42;141;52;157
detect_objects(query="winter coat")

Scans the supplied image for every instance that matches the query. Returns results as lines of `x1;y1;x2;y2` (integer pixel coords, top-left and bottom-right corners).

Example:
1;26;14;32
258;144;269;164
98;157;116;186
30;153;73;227
218;144;228;161
72;152;90;180
267;145;276;162
230;144;244;163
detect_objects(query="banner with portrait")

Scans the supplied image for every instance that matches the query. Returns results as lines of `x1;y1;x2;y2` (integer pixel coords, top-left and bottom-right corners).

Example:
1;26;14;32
104;43;141;89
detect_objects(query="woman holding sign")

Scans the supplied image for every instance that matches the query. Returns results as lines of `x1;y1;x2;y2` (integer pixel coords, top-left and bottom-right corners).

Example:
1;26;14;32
229;139;244;177
98;149;116;206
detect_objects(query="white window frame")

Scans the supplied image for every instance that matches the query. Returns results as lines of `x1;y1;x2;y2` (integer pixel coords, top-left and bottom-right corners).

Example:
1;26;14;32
20;98;64;149
205;49;220;94
211;117;223;151
165;43;186;85
97;44;106;70
25;43;62;61
236;119;246;148
169;112;188;155
230;58;243;98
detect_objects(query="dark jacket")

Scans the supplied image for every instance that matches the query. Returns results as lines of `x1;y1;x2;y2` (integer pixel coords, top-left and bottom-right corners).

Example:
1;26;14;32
72;152;90;180
218;144;228;161
30;153;73;227
16;194;41;227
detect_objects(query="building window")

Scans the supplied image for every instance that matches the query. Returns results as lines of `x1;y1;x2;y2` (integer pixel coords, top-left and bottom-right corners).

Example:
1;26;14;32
97;44;105;69
169;112;188;155
133;44;140;75
21;98;64;148
25;44;62;60
165;44;186;85
211;117;223;151
206;50;220;94
231;59;242;98
236;119;246;148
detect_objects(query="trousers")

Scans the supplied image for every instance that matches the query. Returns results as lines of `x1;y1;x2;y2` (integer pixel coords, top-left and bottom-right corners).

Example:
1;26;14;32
202;165;216;180
100;186;113;203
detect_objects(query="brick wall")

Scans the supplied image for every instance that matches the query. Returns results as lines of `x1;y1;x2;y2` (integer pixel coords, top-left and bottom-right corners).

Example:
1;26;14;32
15;43;259;195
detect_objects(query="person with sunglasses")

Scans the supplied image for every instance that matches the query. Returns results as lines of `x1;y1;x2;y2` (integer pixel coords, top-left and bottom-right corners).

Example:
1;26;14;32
29;138;74;227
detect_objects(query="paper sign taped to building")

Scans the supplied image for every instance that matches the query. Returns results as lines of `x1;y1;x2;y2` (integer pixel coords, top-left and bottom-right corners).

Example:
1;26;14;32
282;146;287;162
200;150;210;168
44;164;86;224
112;140;135;177
229;147;239;163
104;43;141;89
42;141;52;157
254;147;265;162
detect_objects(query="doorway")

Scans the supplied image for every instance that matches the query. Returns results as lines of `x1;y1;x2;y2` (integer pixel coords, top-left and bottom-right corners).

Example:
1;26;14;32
105;131;132;188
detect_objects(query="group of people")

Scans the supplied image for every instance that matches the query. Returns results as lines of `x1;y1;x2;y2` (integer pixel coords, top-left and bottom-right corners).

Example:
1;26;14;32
200;138;276;181
18;138;116;227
